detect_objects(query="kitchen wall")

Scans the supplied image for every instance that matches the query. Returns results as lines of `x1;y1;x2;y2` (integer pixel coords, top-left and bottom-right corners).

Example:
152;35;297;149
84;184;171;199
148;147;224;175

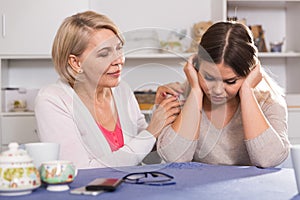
5;0;214;92
89;0;214;91
90;0;212;31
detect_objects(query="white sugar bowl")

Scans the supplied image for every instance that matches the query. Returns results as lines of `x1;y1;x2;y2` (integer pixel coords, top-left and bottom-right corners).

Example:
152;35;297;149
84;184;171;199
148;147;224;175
0;142;41;196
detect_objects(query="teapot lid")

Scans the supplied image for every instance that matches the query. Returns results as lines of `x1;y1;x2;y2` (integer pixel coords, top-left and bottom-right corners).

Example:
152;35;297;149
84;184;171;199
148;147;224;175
0;142;32;163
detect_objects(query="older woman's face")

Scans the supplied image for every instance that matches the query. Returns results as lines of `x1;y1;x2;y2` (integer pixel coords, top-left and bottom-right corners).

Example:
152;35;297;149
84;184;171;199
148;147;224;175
78;29;124;88
198;61;245;105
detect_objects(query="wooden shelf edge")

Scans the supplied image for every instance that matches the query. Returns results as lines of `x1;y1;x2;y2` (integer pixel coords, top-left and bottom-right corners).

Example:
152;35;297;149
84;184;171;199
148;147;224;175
1;112;35;116
125;52;193;59
0;54;51;59
1;52;300;60
258;52;300;58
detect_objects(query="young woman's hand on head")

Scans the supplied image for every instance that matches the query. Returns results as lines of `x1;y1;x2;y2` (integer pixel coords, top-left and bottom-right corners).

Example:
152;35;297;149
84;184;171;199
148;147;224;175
147;96;182;138
184;55;202;91
240;61;263;92
155;55;202;105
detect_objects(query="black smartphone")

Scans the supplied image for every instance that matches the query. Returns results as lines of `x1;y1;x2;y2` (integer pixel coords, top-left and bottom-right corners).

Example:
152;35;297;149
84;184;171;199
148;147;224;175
85;178;123;192
192;56;200;71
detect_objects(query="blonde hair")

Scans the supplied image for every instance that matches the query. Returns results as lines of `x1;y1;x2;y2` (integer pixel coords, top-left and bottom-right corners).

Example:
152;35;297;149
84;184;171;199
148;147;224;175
52;11;124;86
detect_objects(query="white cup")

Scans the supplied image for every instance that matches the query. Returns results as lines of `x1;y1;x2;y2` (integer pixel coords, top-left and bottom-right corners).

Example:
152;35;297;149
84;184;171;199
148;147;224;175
24;142;60;169
291;144;300;193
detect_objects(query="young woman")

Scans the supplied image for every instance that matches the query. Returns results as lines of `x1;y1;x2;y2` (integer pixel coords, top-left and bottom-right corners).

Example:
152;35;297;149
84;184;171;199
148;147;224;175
35;11;180;169
156;21;290;168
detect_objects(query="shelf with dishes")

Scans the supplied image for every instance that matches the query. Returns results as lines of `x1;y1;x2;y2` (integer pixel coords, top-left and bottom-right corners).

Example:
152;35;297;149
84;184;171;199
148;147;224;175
258;52;300;58
125;52;300;59
125;52;193;60
0;54;51;59
1;51;300;60
1;112;35;116
227;0;293;7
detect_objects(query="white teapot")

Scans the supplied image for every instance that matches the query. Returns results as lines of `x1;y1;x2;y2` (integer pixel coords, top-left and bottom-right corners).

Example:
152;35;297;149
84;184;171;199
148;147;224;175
0;142;41;196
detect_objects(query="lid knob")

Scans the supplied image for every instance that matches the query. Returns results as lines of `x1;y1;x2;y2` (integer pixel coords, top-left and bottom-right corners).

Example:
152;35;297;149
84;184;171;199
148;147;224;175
0;142;33;163
8;142;19;151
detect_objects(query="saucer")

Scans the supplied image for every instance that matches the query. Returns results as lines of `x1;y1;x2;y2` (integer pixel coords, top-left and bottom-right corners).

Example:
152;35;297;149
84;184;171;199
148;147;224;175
0;185;40;196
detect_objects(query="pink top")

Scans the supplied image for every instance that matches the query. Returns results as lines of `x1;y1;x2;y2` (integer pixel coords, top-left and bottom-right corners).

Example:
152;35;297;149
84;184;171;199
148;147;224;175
97;118;124;152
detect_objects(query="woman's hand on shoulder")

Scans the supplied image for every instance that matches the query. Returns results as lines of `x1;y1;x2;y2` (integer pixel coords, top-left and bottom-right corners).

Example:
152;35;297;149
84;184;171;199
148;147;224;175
155;82;184;104
147;96;182;138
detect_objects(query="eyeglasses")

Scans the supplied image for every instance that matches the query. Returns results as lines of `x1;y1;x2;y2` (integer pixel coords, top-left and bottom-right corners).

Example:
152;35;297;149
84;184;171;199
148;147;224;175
122;171;175;186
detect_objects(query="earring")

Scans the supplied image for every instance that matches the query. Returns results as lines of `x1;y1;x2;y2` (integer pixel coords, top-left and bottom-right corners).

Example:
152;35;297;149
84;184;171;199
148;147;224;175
78;68;83;74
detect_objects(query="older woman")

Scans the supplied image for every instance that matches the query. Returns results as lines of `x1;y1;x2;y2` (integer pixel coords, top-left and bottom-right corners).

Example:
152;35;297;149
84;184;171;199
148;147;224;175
35;11;180;169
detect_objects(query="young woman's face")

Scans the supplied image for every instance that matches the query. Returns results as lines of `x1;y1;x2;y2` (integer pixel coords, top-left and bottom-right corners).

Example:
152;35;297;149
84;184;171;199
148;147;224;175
78;29;124;88
198;61;245;105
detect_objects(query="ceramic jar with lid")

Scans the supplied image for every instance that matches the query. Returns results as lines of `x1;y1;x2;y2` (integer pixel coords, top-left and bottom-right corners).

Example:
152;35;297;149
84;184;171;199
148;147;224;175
0;142;41;196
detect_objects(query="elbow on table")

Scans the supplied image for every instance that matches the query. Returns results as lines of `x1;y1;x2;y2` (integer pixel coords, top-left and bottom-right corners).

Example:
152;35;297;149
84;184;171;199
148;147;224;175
252;148;290;168
157;149;193;163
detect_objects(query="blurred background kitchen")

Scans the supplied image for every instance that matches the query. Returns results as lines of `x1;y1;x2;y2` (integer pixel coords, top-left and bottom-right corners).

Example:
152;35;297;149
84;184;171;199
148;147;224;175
0;0;299;164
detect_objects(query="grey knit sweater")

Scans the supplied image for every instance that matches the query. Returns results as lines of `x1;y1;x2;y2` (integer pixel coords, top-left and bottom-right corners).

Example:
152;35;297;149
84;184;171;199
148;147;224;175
157;91;290;168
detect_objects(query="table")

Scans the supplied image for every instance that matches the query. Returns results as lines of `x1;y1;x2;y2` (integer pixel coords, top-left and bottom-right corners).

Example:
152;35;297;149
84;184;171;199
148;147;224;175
1;162;299;200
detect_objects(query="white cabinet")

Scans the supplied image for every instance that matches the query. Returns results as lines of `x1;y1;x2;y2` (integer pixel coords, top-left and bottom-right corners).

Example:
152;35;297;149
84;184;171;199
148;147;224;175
0;0;88;149
0;114;39;151
0;0;89;55
0;55;57;150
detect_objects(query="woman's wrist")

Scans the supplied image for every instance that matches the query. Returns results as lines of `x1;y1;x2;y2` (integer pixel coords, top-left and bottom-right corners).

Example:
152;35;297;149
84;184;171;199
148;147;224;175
146;126;159;138
188;88;203;110
239;84;254;99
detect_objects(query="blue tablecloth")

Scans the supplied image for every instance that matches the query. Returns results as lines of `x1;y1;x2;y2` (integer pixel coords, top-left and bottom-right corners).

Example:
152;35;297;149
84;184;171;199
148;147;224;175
1;162;299;200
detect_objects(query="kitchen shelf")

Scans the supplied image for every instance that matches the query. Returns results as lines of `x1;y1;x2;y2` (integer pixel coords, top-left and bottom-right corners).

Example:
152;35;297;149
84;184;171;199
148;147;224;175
258;52;300;58
125;52;193;59
1;52;300;60
227;0;295;8
1;112;35;116
0;55;51;59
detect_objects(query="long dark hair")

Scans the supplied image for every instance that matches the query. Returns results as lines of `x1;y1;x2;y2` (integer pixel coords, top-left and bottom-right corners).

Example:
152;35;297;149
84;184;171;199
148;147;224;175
198;21;257;77
196;21;285;102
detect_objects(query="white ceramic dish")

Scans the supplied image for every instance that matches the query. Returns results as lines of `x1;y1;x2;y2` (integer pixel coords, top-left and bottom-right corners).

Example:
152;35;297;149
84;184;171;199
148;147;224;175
0;143;41;196
46;184;70;192
0;185;40;196
40;160;77;192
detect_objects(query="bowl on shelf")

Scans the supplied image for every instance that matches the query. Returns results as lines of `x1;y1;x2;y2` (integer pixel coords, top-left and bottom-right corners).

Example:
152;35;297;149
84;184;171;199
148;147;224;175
0;143;41;196
11;100;27;112
270;41;284;52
